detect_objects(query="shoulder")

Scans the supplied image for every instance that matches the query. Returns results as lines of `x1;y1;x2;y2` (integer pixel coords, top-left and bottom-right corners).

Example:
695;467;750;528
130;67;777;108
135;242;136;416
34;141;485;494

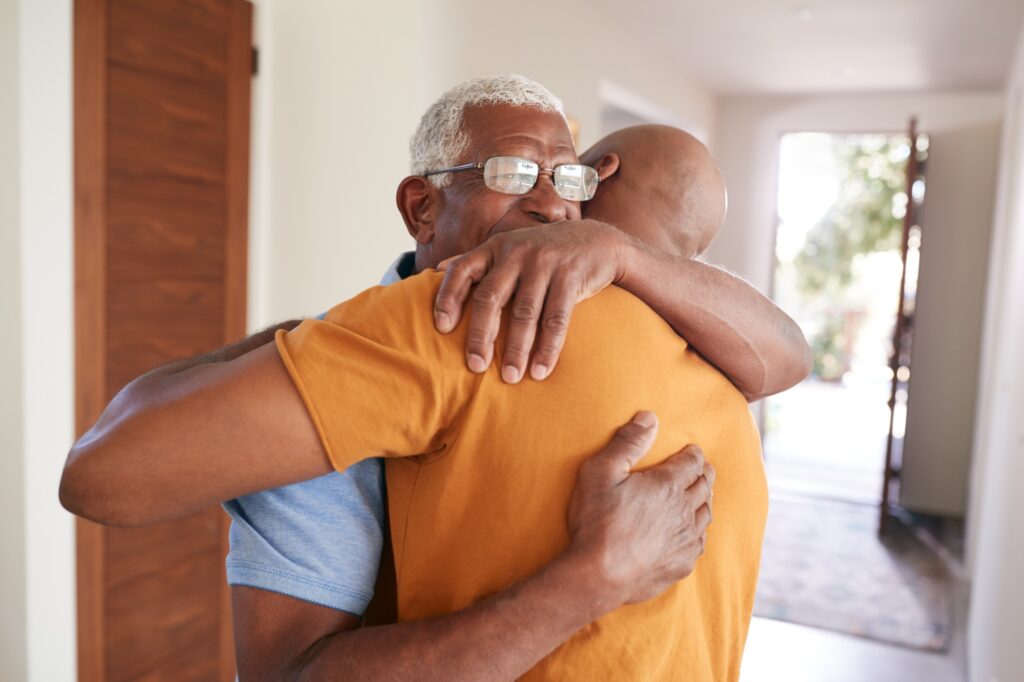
320;271;446;346
571;285;690;351
324;271;442;328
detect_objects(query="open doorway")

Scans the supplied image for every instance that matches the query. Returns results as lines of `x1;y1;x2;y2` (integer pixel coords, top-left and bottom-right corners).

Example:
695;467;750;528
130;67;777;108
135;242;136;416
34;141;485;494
763;132;914;505
752;131;956;653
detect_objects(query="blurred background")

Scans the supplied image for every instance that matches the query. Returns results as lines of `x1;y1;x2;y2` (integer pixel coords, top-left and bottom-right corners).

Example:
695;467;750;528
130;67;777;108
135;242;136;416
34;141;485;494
2;0;1023;680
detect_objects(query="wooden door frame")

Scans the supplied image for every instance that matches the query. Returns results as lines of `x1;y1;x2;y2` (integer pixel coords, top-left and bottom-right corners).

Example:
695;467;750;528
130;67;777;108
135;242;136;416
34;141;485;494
73;0;109;677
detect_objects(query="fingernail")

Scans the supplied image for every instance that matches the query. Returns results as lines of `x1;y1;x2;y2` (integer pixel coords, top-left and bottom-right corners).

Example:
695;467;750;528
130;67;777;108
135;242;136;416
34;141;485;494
530;363;550;381
632;411;657;428
502;365;521;384
468;353;488;373
435;311;452;333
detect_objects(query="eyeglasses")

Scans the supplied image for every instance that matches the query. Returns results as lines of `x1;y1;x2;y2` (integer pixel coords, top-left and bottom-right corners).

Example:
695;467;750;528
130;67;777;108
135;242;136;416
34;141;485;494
423;156;600;201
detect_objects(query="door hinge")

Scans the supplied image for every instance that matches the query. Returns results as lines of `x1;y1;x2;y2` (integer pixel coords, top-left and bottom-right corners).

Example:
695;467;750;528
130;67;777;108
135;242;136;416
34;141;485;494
252;46;259;76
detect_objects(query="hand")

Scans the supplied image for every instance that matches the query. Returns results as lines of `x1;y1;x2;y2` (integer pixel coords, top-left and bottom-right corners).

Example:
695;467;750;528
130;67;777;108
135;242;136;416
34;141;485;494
433;220;632;384
565;411;714;608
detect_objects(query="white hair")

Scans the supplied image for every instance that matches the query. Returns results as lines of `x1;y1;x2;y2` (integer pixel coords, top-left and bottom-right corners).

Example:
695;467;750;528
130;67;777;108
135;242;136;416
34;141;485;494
409;74;566;187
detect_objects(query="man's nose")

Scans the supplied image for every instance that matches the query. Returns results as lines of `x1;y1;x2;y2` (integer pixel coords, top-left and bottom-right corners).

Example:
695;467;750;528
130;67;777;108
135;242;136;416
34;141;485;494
519;172;573;224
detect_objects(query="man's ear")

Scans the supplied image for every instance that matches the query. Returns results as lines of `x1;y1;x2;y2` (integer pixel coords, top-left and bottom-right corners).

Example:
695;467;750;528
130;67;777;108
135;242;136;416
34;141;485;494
592;152;620;182
396;176;441;244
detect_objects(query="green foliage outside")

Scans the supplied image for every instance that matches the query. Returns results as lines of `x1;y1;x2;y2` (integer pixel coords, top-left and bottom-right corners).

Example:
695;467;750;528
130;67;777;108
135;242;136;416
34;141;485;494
787;136;910;380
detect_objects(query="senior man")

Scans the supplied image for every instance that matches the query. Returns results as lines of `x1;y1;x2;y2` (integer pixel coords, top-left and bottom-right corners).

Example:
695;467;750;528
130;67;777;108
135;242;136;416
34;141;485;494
61;76;810;680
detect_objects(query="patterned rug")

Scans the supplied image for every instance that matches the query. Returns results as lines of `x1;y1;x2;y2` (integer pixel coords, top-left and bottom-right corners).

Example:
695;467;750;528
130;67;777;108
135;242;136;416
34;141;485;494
753;495;952;651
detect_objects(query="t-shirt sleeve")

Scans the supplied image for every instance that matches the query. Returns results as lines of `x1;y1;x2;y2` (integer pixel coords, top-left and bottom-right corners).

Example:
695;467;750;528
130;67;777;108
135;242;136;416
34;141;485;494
275;271;478;473
221;461;386;616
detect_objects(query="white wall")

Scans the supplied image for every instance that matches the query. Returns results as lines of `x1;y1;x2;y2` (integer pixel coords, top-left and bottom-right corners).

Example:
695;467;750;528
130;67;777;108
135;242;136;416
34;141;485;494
3;0;77;680
0;0;28;679
899;121;1001;516
247;0;430;327
712;91;1004;514
966;22;1024;682
710;92;1003;288
248;0;717;328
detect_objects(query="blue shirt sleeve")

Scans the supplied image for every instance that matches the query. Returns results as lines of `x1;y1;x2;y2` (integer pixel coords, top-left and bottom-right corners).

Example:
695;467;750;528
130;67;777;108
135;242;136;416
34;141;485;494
221;458;386;616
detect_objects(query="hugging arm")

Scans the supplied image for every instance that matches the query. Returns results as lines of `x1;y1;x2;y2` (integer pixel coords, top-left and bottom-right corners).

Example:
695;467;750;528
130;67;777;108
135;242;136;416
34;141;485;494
59;300;715;679
433;219;813;401
236;415;711;681
59;331;330;527
60;332;712;679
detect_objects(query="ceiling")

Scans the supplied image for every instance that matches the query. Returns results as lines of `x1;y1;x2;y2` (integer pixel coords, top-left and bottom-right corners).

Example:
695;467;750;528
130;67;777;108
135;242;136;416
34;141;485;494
591;0;1024;95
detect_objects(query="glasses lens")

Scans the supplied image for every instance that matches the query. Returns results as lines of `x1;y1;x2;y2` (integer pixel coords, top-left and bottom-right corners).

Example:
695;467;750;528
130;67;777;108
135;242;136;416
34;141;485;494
483;157;538;195
553;164;599;201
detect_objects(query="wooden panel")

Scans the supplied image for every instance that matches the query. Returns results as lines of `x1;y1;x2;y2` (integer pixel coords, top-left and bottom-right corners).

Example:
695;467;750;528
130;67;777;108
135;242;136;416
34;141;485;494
107;172;226;281
105;322;226;398
107;279;225;321
108;62;226;182
105;548;222;681
224;0;252;346
109;0;227;83
104;510;223;588
220;4;253;675
76;1;251;679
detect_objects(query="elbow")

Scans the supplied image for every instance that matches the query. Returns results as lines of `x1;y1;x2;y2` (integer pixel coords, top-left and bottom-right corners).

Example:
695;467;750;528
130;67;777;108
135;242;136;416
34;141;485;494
59;446;146;528
744;339;813;404
59;452;108;524
59;446;92;518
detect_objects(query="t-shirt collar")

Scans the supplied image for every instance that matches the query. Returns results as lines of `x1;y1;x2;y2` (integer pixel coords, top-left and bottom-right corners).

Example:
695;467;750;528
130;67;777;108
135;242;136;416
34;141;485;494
380;252;417;285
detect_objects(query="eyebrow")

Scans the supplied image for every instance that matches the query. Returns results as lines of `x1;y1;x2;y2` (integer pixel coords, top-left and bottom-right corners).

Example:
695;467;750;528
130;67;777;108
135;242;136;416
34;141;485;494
479;137;579;164
482;133;576;152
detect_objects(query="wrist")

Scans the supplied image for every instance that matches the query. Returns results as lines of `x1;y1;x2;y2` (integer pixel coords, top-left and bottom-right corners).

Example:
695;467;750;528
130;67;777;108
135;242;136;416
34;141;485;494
606;224;647;284
551;543;626;619
613;231;653;289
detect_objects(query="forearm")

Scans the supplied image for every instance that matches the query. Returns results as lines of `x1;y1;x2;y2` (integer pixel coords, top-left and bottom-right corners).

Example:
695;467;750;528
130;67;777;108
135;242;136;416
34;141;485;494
616;236;812;401
297;549;614;682
60;321;328;527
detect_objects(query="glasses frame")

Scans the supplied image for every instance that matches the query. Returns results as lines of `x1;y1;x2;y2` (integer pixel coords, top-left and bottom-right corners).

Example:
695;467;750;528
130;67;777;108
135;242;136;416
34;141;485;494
422;156;600;201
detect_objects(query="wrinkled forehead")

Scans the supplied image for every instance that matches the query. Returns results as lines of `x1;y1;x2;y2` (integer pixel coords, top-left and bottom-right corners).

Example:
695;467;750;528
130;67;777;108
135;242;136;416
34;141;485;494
460;104;577;164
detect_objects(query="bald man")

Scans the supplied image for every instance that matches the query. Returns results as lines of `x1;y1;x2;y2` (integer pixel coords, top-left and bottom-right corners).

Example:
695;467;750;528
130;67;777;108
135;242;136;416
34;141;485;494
581;124;725;258
439;123;797;403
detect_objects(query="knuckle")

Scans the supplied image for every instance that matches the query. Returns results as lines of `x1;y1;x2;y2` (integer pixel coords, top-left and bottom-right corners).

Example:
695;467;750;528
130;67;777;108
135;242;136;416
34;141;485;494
503;348;527;365
504;240;529;258
466;329;491;348
449;258;470;273
448;259;476;280
472;287;502;309
542;311;570;333
535;338;563;359
510;300;540;323
615;425;649;450
649;467;675;489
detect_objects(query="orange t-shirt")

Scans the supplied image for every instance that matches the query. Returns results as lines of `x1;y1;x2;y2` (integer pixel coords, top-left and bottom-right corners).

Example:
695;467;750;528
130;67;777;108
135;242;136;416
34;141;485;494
276;270;768;681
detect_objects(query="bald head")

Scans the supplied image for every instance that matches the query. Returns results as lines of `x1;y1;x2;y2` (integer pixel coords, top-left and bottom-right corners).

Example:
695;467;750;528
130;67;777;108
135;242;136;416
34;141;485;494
580;125;727;258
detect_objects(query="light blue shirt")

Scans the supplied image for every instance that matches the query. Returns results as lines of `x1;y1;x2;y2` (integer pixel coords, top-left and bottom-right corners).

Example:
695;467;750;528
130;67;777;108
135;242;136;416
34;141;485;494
222;253;414;615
